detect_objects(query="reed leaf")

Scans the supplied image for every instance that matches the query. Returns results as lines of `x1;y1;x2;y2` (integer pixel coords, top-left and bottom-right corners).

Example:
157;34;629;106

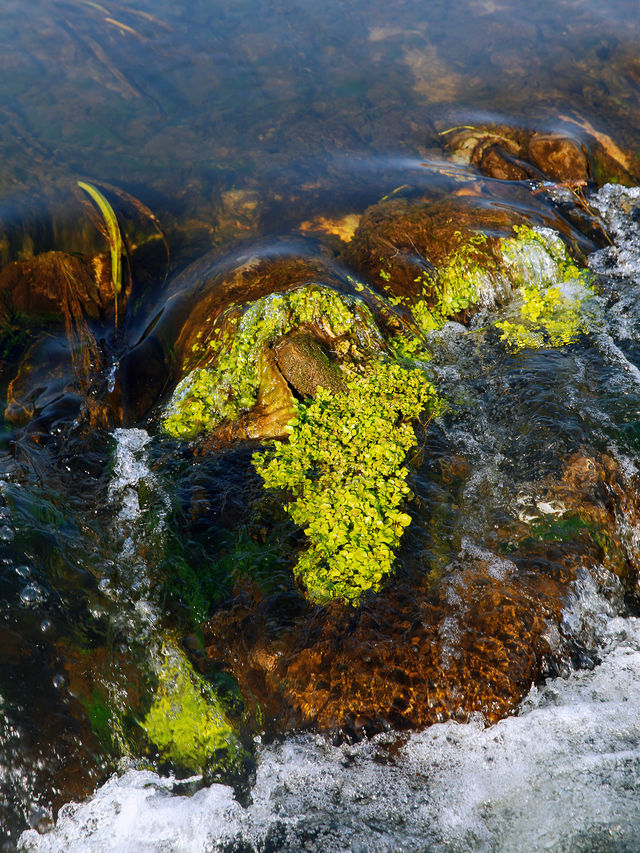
78;180;123;330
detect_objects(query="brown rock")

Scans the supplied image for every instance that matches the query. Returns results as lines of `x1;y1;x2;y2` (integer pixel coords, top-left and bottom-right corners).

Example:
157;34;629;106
204;544;584;736
5;336;79;426
474;143;531;182
274;331;346;398
203;450;640;739
528;134;588;185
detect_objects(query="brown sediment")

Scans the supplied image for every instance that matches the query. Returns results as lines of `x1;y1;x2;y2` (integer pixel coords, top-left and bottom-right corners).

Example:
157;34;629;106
203;546;578;735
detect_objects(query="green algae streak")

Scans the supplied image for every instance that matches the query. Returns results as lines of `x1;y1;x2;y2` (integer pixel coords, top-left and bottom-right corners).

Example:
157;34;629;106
143;643;245;775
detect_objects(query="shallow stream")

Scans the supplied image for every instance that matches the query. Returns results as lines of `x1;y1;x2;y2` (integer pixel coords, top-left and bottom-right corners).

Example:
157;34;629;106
1;1;640;850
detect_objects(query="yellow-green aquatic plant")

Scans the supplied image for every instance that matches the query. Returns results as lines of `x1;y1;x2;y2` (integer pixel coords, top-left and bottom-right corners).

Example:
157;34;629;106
163;285;385;439
495;226;595;350
77;180;123;329
142;643;244;775
253;360;441;605
378;232;495;344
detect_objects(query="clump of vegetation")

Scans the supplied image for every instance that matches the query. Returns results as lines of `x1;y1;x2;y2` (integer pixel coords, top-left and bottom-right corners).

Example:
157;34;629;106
163;285;384;439
253;360;441;605
142;642;245;775
410;232;494;332
376;231;497;358
495;225;595;350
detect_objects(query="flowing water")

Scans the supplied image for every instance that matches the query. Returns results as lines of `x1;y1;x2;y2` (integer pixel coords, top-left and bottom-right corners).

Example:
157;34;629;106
1;0;640;850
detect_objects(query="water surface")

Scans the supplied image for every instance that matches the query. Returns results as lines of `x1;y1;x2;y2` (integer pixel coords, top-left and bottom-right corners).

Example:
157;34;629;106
1;0;640;849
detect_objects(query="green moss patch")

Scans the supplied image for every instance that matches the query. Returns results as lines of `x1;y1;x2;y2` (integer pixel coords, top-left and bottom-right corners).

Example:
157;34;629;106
143;643;245;775
253;360;441;605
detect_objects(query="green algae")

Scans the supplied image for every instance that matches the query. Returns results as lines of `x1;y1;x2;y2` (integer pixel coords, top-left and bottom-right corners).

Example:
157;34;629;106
162;285;384;440
374;231;498;358
253;360;442;605
163;519;296;625
495;225;596;351
142;642;245;775
411;231;494;331
374;225;595;356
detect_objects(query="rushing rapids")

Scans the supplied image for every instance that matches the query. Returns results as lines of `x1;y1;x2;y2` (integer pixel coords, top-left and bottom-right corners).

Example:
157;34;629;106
6;177;640;850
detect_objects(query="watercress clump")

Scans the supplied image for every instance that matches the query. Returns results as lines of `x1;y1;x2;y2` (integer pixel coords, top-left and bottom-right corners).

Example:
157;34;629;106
253;360;440;604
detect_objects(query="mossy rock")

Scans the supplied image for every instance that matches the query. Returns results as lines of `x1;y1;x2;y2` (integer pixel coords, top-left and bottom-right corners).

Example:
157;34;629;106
341;196;519;308
161;283;385;441
494;225;596;351
118;250;361;424
253;359;441;605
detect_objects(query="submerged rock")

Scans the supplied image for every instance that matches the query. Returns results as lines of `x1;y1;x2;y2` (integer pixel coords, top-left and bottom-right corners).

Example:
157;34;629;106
528;133;588;185
442;121;639;187
203;450;640;736
0;250;120;325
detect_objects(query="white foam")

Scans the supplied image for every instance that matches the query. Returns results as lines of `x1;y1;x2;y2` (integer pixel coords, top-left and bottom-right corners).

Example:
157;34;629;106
589;184;640;281
108;428;154;522
19;770;242;853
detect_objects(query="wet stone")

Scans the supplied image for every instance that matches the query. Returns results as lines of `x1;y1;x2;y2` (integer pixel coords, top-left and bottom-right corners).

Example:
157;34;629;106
202;450;640;737
528;134;589;186
274;332;347;398
442;122;639;188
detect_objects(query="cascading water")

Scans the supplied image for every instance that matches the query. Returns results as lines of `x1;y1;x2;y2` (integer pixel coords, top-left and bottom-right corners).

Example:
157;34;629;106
13;185;640;852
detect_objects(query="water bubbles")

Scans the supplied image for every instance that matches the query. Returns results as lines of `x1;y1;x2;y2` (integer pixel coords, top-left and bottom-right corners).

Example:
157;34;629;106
40;619;52;633
0;524;14;542
15;564;31;579
88;604;105;620
52;674;65;690
108;361;119;393
19;584;44;606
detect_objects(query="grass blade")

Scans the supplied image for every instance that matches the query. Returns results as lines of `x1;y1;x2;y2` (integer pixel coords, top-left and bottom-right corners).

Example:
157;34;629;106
77;180;122;330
